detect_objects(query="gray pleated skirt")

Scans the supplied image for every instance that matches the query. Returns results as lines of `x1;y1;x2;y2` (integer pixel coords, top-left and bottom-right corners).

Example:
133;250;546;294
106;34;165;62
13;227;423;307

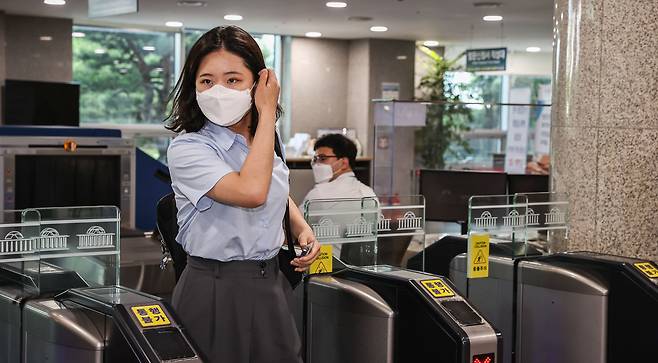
172;255;303;363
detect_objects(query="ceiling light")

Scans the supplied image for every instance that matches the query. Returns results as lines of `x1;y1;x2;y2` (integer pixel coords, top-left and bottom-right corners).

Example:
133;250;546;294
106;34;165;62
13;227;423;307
94;48;106;54
44;0;66;5
224;14;243;21
483;15;503;21
370;26;388;32
326;2;347;8
40;36;53;41
165;21;184;27
526;46;541;52
72;32;85;38
143;45;156;51
396;55;408;60
305;32;322;38
423;40;440;47
176;1;206;7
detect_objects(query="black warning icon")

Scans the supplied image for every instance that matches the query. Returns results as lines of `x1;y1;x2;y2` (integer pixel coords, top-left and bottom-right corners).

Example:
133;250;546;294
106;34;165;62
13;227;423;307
473;250;487;265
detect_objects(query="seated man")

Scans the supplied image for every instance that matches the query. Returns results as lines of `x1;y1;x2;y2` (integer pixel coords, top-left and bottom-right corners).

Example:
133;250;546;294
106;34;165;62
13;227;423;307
300;134;376;265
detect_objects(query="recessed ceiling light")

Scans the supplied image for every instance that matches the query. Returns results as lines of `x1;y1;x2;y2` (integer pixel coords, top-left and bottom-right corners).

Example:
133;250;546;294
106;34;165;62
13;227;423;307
224;14;243;21
94;48;106;54
526;46;541;52
72;32;85;38
483;15;503;21
143;45;156;51
326;2;347;8
305;32;322;38
176;0;206;7
370;26;388;32
40;36;53;41
165;21;184;27
44;0;66;5
423;40;440;47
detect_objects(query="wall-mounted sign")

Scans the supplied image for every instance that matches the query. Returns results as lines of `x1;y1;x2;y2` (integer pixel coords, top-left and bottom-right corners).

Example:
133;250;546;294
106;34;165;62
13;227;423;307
89;0;138;18
466;48;507;72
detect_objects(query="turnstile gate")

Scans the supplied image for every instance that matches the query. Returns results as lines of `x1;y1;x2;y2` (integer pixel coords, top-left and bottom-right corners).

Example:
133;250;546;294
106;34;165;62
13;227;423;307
305;266;502;363
450;251;658;363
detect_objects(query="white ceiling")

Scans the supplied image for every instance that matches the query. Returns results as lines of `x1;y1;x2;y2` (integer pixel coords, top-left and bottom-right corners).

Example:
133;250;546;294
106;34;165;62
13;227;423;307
0;0;554;51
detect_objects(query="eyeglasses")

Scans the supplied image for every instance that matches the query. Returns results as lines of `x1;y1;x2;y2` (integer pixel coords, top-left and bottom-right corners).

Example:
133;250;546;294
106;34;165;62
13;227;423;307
311;154;338;163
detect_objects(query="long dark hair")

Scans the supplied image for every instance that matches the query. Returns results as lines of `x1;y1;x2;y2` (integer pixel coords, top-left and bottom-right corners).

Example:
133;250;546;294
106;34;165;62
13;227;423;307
165;26;282;135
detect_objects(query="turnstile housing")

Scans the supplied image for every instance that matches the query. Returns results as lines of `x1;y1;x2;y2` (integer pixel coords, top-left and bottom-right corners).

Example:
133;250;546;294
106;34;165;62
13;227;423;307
451;251;658;363
306;266;502;363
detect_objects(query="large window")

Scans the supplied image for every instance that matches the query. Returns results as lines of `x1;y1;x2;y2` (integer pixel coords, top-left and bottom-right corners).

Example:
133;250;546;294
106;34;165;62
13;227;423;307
73;26;176;125
73;26;281;163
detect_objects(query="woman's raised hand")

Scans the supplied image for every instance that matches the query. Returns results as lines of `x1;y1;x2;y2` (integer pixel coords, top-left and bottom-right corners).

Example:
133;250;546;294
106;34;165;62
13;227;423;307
254;69;280;117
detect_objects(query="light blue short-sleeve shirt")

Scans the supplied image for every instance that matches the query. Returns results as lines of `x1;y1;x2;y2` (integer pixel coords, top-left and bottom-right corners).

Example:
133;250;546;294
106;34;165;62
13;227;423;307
166;122;289;261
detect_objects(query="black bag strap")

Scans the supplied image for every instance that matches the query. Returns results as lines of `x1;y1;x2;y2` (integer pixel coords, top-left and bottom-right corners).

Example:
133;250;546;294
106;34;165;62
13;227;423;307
274;133;296;254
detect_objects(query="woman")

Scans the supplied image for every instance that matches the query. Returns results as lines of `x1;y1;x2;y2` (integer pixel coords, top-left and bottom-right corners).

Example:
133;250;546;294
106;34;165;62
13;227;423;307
165;26;320;363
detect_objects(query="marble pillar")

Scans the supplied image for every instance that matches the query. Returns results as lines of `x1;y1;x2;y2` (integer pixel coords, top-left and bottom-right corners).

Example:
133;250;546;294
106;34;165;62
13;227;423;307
551;0;658;260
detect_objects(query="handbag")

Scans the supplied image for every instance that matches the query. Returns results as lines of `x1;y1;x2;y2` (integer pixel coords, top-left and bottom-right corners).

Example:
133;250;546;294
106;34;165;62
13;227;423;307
275;133;304;289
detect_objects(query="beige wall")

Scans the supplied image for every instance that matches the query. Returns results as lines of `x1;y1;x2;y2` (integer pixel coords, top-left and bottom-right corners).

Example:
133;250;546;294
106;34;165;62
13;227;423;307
290;37;349;137
346;39;370;154
289;37;416;158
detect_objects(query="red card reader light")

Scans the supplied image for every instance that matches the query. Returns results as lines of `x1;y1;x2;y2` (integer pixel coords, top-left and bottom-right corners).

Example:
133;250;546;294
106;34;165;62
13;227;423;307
473;353;494;363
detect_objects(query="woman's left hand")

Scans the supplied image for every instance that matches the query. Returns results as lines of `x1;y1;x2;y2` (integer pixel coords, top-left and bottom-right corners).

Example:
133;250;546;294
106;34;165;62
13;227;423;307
291;229;321;272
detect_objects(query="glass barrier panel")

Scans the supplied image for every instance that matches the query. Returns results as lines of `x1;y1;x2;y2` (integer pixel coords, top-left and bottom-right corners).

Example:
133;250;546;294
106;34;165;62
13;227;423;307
0;209;41;295
35;206;121;290
514;192;569;254
373;100;552;198
468;195;529;257
304;197;379;267
377;195;426;269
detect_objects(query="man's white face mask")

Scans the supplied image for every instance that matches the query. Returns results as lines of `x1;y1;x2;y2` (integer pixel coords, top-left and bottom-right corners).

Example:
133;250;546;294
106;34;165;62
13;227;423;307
196;83;254;127
311;162;336;184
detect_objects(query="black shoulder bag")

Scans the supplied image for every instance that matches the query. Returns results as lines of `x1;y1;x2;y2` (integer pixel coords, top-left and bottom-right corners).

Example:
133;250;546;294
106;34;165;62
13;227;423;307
274;134;303;289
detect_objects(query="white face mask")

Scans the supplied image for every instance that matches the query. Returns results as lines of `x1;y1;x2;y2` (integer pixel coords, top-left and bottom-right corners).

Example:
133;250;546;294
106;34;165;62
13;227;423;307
196;84;254;127
311;163;334;184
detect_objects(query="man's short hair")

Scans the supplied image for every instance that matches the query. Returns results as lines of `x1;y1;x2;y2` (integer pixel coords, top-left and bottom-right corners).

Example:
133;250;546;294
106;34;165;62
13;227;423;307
314;134;357;169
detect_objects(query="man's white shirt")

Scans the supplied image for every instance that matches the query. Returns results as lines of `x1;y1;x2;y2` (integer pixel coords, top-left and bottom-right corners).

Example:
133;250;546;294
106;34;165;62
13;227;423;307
300;171;376;258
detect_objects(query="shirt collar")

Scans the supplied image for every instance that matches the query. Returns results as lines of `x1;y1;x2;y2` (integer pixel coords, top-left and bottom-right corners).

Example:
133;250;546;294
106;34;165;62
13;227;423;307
203;121;239;151
332;171;356;182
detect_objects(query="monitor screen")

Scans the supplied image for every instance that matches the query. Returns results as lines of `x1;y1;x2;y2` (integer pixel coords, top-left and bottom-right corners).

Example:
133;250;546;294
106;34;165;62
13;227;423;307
419;170;507;222
14;155;121;210
507;174;549;195
3;79;79;127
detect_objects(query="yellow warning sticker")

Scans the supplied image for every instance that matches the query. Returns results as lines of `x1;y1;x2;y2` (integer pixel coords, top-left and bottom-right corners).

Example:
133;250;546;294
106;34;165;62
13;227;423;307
131;304;171;328
634;262;658;279
467;233;490;279
309;244;333;274
420;279;455;298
